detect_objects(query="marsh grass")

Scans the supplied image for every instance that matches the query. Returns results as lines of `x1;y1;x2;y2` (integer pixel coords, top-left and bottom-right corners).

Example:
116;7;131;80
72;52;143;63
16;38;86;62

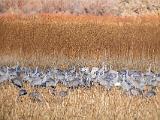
0;15;160;71
0;82;160;120
0;14;160;119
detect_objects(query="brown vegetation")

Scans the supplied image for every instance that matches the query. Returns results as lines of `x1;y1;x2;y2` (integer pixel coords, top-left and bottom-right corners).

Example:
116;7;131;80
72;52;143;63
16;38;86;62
0;0;160;16
0;14;160;71
1;83;160;120
0;14;160;120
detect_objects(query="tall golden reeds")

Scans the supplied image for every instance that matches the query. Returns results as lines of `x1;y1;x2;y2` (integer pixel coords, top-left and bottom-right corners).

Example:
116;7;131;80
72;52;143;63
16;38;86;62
0;14;160;120
0;14;160;70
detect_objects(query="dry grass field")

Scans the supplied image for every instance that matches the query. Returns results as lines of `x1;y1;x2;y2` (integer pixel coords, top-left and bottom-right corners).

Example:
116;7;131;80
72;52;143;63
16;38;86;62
1;83;160;120
0;0;160;16
0;14;160;120
0;14;160;71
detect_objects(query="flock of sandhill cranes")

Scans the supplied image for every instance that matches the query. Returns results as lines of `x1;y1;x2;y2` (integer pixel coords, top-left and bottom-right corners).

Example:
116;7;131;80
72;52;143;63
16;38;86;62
0;64;159;101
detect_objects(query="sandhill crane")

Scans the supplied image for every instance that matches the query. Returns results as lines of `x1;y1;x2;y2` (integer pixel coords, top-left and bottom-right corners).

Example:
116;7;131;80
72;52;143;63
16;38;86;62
0;74;9;84
82;76;93;87
121;70;145;96
144;90;156;97
143;65;157;86
43;75;58;88
80;67;90;73
155;73;160;86
7;66;17;76
11;77;23;88
66;66;76;74
98;69;119;89
54;69;65;81
98;78;112;90
0;66;11;84
31;67;41;78
30;76;43;87
121;72;132;92
126;70;145;91
105;69;119;86
19;88;27;96
90;67;99;79
118;70;128;79
15;63;21;76
144;65;155;76
30;70;44;87
125;88;142;96
64;71;76;82
29;92;43;102
67;77;81;89
23;74;32;83
59;90;68;97
0;66;7;76
0;64;159;97
96;70;114;90
128;70;143;80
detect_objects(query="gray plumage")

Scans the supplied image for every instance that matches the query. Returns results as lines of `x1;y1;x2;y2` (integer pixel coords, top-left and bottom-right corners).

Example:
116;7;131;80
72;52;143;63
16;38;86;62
82;75;92;87
0;67;7;76
118;70;127;79
19;88;27;96
130;88;142;96
45;78;58;88
0;75;9;84
98;78;112;90
11;77;23;88
29;92;43;102
1;65;160;97
121;79;132;91
67;79;80;89
23;74;32;83
90;67;99;79
30;77;43;87
59;90;68;97
145;90;156;97
128;70;143;80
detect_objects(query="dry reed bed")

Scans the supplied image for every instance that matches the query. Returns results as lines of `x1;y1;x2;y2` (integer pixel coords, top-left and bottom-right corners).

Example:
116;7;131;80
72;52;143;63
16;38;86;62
0;83;160;120
0;14;160;71
0;14;160;120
